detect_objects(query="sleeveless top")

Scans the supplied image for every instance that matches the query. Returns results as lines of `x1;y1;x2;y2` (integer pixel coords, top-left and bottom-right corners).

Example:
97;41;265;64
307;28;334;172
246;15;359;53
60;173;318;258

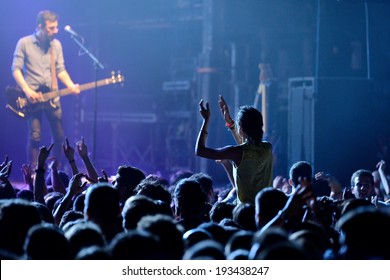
233;141;273;204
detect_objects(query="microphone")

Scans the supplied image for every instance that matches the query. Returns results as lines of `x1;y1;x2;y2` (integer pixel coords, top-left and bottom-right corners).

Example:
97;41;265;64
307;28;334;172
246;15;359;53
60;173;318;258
64;25;80;37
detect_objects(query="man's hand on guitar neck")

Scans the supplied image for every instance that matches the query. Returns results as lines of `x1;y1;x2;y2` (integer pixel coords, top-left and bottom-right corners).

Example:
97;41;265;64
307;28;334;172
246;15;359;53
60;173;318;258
58;70;80;94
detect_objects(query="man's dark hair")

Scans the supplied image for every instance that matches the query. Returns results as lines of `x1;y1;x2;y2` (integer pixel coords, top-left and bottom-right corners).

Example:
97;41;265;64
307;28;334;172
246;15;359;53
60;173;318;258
289;161;312;186
37;10;58;26
84;183;120;222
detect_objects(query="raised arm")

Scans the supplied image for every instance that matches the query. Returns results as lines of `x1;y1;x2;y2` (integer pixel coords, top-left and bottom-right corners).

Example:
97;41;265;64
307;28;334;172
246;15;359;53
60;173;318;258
260;178;315;233
62;138;79;176
34;144;53;204
377;160;390;196
195;99;241;164
53;172;87;225
218;95;243;144
48;158;66;195
195;99;211;158
77;137;98;183
0;157;15;198
21;164;34;192
218;159;235;189
314;172;343;200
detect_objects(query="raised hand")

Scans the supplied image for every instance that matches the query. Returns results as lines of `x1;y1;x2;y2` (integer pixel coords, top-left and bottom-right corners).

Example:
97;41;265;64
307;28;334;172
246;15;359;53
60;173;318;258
0;160;12;180
343;186;355;200
63;137;80;176
98;169;109;183
49;158;58;171
376;160;390;196
53;172;87;225
273;175;291;194
282;177;315;220
68;173;88;196
218;95;242;144
218;95;233;123
34;145;53;204
377;160;386;173
199;99;210;120
76;137;89;160
75;136;98;183
0;155;9;171
21;163;34;190
315;171;342;199
62;137;75;162
48;158;67;194
37;143;54;166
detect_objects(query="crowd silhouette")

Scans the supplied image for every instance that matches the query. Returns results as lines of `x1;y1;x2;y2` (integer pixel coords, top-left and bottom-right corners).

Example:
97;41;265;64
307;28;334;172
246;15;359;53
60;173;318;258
1;96;390;260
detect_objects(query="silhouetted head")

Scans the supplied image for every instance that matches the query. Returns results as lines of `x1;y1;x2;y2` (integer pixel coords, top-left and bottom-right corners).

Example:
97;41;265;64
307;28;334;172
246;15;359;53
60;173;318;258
24;223;70;260
114;165;145;204
0;199;42;256
121;195;159;230
236;105;263;142
182;228;212;249
137;214;185;259
189;172;215;204
183;240;226;260
109;230;160;260
289;161;312;186
336;206;390;259
84;183;120;223
255;187;287;228
64;221;106;258
174;178;207;219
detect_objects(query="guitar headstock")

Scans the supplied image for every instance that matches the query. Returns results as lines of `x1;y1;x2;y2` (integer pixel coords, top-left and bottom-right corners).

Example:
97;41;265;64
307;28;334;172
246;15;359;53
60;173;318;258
111;71;125;84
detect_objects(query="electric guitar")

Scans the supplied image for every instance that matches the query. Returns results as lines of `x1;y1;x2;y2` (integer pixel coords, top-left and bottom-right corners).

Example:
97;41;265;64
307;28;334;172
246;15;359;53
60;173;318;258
5;71;124;119
253;63;273;135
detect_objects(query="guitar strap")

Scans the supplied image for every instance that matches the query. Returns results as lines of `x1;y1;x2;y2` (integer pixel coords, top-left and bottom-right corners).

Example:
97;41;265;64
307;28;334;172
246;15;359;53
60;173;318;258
50;42;58;91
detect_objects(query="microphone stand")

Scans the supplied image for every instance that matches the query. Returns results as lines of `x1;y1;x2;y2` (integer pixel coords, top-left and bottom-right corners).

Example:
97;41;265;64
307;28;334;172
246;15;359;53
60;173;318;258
68;34;104;162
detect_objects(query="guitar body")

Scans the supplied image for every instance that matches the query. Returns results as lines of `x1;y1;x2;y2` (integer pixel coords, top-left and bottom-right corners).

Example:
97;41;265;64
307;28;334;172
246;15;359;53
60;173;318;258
5;86;31;118
5;85;57;119
5;72;125;119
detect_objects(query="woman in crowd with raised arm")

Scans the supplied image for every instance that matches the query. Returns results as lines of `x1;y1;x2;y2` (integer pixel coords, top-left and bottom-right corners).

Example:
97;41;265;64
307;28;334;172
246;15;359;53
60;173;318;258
195;96;273;205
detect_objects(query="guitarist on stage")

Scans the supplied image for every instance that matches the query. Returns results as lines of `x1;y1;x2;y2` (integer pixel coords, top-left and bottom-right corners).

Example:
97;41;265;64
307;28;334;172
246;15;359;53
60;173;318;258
11;10;80;170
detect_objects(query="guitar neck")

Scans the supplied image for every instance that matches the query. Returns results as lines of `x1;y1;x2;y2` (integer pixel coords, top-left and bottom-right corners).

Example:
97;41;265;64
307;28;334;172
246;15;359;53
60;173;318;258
261;84;268;134
42;78;114;101
258;63;272;136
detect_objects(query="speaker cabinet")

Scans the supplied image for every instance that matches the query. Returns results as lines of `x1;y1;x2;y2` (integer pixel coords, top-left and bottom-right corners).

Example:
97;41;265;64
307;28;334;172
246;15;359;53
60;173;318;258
288;78;381;186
